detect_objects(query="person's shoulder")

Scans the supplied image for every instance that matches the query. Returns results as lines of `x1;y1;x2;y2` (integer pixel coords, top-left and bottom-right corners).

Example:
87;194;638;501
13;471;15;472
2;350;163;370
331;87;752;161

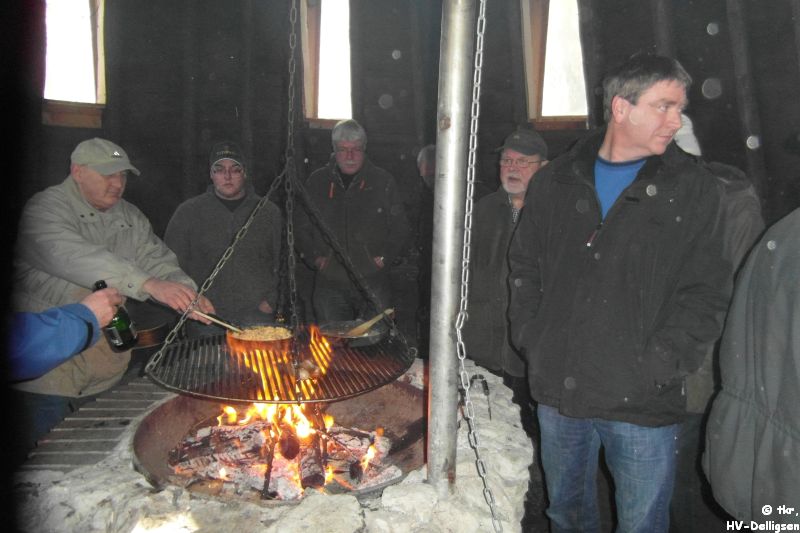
252;194;282;217
307;163;333;181
475;188;506;207
25;178;70;210
115;197;152;224
179;191;215;209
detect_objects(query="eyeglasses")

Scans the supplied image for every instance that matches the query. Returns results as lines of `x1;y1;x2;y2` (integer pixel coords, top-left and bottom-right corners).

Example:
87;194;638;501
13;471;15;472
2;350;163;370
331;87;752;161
499;158;543;169
212;165;244;176
334;145;365;155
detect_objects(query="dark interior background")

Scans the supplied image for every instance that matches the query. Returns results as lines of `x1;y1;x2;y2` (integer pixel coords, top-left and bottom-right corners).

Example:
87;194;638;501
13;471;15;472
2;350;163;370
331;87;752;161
5;0;800;360
14;0;800;240
3;0;800;523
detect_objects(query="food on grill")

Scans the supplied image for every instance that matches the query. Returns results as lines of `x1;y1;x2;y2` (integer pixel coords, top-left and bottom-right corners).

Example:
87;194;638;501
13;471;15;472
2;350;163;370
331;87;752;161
230;325;292;341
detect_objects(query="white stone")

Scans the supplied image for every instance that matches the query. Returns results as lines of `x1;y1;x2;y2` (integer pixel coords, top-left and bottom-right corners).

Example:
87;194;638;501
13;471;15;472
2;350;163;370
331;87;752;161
264;493;363;533
13;359;534;533
380;482;438;521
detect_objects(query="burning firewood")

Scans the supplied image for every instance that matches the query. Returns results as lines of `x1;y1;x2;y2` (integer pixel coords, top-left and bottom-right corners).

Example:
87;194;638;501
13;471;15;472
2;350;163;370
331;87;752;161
299;432;325;488
278;429;300;459
168;404;399;502
259;439;276;500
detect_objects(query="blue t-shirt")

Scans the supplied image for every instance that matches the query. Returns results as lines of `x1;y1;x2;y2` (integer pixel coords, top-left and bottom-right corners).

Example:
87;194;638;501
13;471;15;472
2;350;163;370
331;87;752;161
594;157;646;219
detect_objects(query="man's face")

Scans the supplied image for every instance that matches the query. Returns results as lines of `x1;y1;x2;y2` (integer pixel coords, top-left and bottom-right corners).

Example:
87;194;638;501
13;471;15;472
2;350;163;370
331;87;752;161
614;80;687;159
499;148;544;198
210;159;246;200
334;140;366;176
72;164;127;211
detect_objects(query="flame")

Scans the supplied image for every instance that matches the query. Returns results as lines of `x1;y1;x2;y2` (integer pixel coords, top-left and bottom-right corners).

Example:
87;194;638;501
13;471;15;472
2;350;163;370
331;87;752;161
207;326;386;496
223;325;334;402
218;466;228;480
361;444;377;471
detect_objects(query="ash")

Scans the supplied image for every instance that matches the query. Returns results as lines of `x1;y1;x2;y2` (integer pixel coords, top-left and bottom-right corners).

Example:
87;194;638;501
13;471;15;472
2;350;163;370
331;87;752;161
13;359;534;532
170;420;399;501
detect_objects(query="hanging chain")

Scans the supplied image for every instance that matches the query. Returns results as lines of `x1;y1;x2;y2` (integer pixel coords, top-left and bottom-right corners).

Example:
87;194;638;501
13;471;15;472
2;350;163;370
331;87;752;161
147;0;301;374
292;178;417;358
146;170;288;372
454;1;502;531
283;0;300;334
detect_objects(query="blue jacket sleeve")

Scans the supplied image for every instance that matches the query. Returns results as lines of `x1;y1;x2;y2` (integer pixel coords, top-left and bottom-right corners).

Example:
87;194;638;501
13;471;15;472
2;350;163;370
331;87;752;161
7;303;100;381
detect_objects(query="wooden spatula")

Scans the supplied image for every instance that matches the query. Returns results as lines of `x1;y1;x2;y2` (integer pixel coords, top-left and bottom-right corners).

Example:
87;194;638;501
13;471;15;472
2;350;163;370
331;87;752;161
191;309;244;333
345;308;394;337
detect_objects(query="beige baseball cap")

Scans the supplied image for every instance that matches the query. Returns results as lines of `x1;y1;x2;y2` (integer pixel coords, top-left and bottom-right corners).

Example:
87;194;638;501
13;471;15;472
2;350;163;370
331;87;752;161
71;138;141;176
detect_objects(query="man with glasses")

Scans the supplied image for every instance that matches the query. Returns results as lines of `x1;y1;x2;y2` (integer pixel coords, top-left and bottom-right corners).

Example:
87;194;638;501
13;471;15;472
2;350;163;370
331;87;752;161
165;141;282;337
464;129;547;418
508;55;732;531
295;119;408;323
11;137;213;463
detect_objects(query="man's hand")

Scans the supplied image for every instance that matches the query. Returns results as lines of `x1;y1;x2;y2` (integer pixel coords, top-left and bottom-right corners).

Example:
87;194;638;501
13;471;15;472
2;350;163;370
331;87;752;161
80;287;123;326
314;256;330;271
258;300;273;314
373;256;385;269
143;278;216;323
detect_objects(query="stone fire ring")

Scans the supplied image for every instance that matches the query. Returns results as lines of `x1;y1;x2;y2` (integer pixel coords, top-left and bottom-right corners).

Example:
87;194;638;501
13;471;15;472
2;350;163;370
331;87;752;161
133;377;427;504
13;359;533;533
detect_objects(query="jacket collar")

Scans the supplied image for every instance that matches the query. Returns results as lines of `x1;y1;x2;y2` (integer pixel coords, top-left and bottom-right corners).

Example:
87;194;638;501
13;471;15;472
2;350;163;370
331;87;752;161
329;156;374;189
551;128;689;190
63;175;127;222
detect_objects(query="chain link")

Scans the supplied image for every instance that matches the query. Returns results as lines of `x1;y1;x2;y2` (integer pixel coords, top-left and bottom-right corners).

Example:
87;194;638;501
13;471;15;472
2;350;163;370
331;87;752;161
453;0;503;531
146;0;418;375
283;0;300;334
147;0;300;373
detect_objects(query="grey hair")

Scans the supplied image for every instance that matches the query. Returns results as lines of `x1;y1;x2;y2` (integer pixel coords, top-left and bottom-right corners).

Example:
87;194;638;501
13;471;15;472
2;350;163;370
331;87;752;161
331;119;367;149
602;54;692;122
416;144;436;169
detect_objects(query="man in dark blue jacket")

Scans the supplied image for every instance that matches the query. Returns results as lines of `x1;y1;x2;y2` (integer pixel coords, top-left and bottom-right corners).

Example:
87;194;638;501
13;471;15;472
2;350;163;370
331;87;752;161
8;287;121;381
508;55;733;532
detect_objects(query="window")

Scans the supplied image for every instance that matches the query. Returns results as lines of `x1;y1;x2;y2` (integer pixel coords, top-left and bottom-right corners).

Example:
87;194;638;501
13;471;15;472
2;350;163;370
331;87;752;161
521;0;587;129
42;0;106;127
301;0;352;126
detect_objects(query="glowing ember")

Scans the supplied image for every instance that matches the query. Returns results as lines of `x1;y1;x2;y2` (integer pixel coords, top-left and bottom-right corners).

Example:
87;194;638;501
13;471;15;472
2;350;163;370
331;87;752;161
168;400;400;501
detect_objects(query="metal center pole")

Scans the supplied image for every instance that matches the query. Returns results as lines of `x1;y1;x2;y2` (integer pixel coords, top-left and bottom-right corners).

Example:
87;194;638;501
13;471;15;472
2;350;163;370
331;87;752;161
427;0;476;496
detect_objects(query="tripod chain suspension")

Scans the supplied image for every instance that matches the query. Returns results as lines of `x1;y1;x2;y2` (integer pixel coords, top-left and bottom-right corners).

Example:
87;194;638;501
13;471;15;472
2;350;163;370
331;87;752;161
453;0;503;531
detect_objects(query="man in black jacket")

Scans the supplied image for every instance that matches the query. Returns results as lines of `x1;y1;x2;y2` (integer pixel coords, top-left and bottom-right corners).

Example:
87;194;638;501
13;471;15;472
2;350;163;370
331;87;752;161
508;55;732;532
295;120;409;322
465;128;547;419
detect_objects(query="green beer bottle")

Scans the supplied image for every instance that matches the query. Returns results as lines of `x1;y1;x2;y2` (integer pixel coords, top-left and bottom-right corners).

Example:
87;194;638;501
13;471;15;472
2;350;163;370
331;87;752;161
93;280;138;352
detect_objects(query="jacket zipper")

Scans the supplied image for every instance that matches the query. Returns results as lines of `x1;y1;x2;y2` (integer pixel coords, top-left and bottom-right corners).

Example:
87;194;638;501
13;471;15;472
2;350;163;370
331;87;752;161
585;223;602;248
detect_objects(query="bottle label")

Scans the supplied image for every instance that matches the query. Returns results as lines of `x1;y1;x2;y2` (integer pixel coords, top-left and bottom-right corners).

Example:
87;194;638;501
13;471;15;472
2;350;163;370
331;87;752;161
103;323;137;347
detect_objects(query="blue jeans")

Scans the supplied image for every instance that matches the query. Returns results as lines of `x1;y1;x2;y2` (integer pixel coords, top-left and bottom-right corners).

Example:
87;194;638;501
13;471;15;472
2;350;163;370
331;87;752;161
537;404;678;533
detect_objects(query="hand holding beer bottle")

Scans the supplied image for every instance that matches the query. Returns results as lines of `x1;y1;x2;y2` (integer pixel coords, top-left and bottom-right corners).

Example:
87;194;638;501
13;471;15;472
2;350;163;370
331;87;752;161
93;280;138;352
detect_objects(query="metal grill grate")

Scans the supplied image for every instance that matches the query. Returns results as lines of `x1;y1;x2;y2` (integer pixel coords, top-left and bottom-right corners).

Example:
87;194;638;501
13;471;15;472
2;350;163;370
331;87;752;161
145;331;415;404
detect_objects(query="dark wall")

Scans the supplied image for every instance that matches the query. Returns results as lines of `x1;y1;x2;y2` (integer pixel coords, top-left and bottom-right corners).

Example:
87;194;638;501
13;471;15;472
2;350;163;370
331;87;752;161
18;0;800;234
585;0;800;223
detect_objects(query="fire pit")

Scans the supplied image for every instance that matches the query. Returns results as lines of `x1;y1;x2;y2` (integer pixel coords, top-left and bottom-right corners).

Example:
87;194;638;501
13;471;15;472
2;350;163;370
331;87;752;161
132;377;426;505
14;360;532;532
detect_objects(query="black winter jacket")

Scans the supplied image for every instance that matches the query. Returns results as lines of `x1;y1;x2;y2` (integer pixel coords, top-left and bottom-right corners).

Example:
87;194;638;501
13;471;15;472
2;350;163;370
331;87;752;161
295;157;409;285
508;130;733;426
464;188;525;377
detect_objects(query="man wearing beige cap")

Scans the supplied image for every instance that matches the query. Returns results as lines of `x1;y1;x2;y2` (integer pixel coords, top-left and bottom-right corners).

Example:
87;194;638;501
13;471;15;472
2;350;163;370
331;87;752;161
11;137;213;464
